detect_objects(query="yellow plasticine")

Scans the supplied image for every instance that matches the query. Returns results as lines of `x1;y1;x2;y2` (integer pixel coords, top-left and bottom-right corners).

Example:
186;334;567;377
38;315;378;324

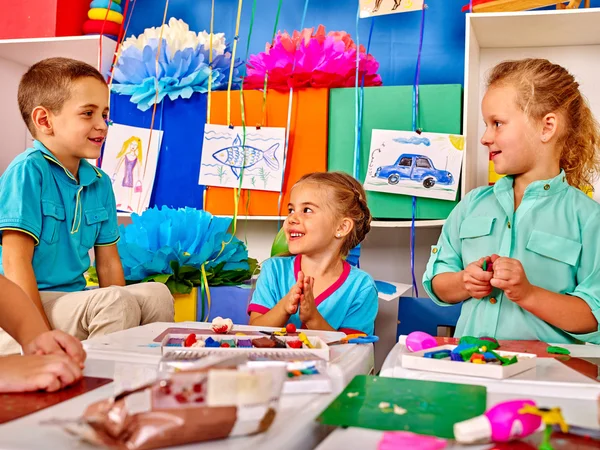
88;8;124;24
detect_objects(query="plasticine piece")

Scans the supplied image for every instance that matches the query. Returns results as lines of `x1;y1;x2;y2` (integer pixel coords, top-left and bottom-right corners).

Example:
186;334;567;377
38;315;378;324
252;337;276;348
470;353;485;363
424;350;451;359
190;340;206;348
378;431;447;450
286;323;297;334
184;334;197;347
460;336;500;351
287;340;302;349
451;343;477;362
211;317;234;334
270;335;286;348
221;339;236;348
237;339;252;348
547;345;571;355
204;337;221;348
406;331;438;352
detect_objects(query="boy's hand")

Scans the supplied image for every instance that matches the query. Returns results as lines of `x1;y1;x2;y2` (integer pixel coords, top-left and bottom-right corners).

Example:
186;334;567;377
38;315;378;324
490;257;533;303
462;257;494;299
0;354;83;393
299;274;321;325
23;330;86;369
282;272;303;315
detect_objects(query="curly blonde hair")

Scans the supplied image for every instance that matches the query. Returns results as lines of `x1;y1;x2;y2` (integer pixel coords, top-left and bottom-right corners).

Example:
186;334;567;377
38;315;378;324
296;172;372;257
487;58;600;191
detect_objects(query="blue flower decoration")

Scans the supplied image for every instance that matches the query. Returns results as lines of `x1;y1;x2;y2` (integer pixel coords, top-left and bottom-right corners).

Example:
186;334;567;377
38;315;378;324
117;206;250;282
112;37;242;111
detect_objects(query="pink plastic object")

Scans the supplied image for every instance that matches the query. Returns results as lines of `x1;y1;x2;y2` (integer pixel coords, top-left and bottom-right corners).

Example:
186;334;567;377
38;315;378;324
454;399;542;444
405;331;438;352
378;432;447;450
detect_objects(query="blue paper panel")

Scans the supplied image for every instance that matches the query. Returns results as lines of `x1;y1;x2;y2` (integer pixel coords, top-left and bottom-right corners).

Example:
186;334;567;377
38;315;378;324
205;285;251;325
397;296;462;338
108;92;207;209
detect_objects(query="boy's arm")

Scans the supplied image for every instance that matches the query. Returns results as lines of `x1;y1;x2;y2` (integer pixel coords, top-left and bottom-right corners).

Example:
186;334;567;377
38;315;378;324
95;244;125;288
2;231;51;330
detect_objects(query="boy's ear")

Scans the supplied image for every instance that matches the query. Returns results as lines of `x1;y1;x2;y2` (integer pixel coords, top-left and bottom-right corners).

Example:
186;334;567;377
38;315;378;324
31;106;54;136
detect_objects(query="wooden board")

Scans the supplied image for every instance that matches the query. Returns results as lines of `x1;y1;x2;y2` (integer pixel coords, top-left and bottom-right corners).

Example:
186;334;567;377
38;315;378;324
0;377;112;424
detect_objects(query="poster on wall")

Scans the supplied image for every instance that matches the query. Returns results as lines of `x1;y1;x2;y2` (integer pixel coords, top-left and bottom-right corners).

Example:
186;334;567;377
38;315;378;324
100;123;163;214
359;0;424;18
364;130;464;201
198;124;287;192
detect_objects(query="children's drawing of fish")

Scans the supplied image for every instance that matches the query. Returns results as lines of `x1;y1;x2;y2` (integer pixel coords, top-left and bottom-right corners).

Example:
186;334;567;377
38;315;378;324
211;134;280;179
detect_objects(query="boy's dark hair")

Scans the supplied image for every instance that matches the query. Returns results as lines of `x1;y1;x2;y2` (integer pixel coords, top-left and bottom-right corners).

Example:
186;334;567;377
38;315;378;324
18;57;107;135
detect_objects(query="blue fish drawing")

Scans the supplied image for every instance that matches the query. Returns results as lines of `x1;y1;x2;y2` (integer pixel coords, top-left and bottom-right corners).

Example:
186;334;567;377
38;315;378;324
393;136;431;146
212;134;280;179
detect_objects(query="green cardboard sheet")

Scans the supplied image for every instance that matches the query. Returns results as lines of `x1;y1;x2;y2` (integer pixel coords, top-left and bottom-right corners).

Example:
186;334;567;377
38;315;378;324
328;85;463;220
317;376;487;439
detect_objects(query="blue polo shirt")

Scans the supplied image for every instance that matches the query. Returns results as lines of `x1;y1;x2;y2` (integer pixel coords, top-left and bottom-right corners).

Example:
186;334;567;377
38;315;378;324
0;140;120;292
248;255;379;335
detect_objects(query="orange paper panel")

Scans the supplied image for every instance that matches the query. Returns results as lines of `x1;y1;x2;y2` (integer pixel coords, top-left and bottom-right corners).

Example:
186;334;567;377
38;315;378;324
204;88;329;216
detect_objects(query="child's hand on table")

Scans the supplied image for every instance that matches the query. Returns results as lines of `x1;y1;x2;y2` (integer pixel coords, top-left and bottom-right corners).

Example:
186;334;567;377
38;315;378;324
0;354;83;393
490;256;534;303
23;330;86;369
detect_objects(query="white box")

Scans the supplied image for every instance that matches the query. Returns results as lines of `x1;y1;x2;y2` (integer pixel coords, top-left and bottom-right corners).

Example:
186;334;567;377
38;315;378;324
161;333;332;361
463;9;600;198
0;36;116;174
401;344;537;379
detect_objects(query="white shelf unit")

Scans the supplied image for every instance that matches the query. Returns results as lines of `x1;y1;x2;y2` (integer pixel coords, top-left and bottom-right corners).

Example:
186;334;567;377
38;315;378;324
463;9;600;197
0;35;116;173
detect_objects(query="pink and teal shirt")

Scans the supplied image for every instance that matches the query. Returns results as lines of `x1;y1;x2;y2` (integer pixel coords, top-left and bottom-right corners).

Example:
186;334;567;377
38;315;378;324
248;255;378;335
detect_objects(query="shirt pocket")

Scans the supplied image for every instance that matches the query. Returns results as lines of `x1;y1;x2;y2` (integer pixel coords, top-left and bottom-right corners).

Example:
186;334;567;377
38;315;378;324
81;207;109;249
40;200;66;245
526;230;581;267
459;217;496;264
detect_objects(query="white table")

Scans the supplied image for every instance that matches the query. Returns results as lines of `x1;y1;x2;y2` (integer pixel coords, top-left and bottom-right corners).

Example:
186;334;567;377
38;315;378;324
315;338;600;450
0;322;374;450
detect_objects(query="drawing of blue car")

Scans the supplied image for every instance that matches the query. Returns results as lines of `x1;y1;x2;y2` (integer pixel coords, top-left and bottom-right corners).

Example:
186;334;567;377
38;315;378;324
374;154;454;188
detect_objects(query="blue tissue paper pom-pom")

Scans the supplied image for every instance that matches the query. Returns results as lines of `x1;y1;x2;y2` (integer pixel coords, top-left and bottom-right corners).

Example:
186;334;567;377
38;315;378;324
117;206;249;281
111;37;242;111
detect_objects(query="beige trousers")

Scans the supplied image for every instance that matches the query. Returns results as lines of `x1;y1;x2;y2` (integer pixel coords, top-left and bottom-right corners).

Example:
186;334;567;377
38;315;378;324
0;283;174;355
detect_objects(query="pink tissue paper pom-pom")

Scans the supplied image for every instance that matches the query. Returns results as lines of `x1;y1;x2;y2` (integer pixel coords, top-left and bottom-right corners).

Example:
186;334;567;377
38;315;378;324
243;24;382;90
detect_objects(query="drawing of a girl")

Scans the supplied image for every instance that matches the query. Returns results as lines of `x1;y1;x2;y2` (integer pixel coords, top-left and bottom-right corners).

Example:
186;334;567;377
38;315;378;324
111;136;143;212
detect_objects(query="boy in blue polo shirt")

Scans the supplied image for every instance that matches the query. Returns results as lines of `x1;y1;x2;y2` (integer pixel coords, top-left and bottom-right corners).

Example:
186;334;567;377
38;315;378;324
0;57;174;355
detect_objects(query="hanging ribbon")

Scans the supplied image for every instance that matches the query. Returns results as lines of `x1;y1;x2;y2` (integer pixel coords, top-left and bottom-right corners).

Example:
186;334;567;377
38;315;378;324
106;0;136;120
277;0;310;224
140;0;169;188
97;0;115;76
354;17;375;181
261;0;283;127
469;0;473;12
410;4;426;297
202;0;216;211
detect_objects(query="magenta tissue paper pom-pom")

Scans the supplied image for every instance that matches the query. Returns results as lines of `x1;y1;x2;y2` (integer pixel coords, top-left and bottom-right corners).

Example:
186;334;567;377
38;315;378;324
244;25;382;90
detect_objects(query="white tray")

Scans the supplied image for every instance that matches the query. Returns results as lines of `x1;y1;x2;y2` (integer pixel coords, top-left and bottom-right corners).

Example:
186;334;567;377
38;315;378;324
401;344;537;379
161;333;331;361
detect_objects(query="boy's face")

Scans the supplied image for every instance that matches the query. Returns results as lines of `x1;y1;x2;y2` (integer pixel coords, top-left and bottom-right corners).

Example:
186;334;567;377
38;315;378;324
49;77;109;161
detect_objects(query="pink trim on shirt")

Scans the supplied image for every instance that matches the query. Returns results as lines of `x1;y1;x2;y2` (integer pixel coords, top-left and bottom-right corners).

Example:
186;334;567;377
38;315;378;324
247;303;270;315
293;254;351;307
339;327;365;335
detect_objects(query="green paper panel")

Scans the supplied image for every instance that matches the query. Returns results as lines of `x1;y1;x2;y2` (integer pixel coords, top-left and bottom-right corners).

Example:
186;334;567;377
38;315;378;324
328;85;463;219
317;376;486;439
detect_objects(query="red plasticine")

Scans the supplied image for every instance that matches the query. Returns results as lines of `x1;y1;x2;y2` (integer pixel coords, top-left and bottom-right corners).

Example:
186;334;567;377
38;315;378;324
286;323;297;334
184;334;197;347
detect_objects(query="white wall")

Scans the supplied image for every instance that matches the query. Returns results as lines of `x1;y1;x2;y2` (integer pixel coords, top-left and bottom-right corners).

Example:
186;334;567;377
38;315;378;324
0;58;27;172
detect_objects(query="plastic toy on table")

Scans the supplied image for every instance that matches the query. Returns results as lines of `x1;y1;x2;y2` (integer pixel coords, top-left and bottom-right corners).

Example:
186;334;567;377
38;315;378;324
327;334;379;345
454;399;542;444
405;331;438;352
